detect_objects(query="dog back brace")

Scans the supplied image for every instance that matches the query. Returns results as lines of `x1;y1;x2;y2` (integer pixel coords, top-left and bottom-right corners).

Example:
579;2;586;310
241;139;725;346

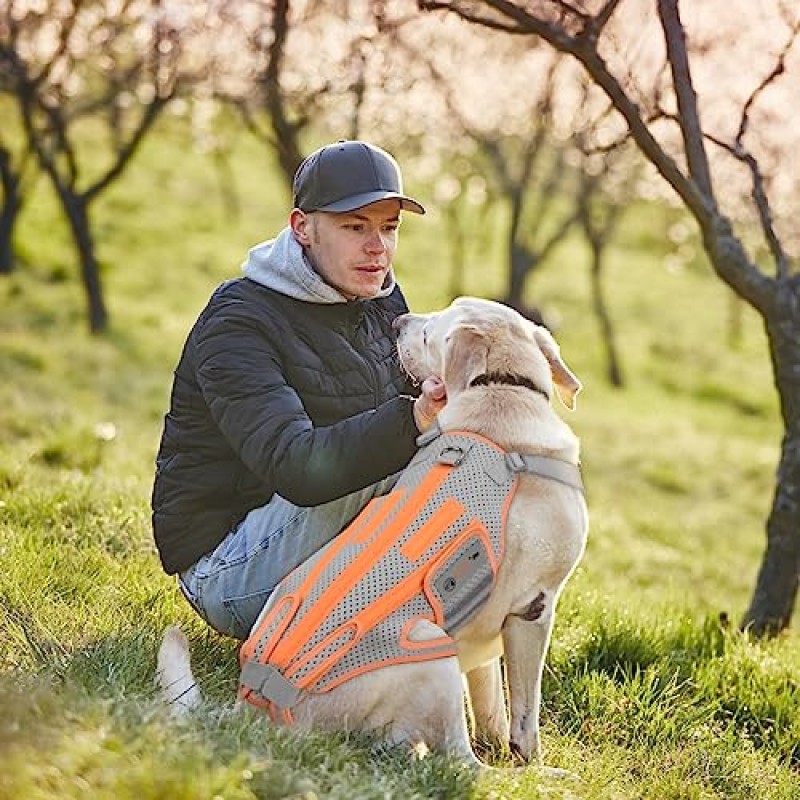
238;429;583;721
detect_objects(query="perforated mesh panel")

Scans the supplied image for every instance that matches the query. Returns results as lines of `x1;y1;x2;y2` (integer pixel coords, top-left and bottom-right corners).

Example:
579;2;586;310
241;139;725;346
242;431;516;702
292;625;357;681
251;601;287;660
319;594;450;690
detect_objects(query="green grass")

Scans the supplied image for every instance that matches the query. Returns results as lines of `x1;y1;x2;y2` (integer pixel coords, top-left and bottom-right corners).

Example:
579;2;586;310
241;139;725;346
1;117;798;798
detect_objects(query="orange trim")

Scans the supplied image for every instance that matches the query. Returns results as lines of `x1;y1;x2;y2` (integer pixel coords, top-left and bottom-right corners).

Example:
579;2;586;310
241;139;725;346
260;500;386;665
289;532;459;688
496;473;518;569
239;686;272;712
240;592;300;665
398;617;455;651
400;497;464;562
268;462;454;669
286;621;360;684
331;549;438;652
318;647;459;694
381;463;453;543
351;490;407;544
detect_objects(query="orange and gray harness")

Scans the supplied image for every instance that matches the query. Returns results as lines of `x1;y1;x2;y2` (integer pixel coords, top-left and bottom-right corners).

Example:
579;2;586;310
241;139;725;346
238;428;583;722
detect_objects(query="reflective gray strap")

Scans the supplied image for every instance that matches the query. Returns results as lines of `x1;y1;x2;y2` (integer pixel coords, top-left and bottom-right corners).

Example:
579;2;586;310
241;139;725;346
415;420;442;448
240;661;302;709
506;452;584;492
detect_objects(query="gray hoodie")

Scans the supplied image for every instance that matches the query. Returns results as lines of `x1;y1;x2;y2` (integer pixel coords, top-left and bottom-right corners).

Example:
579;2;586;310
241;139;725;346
241;226;396;304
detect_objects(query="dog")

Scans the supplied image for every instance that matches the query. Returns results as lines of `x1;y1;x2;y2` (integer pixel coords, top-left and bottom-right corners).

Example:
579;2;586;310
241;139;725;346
158;296;588;768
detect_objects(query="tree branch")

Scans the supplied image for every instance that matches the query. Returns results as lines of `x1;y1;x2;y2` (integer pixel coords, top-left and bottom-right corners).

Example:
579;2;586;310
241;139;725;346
735;16;799;148
417;1;531;35
705;133;789;280
418;0;776;312
656;0;714;199
578;0;623;43
231;98;277;150
31;0;84;89
85;97;167;203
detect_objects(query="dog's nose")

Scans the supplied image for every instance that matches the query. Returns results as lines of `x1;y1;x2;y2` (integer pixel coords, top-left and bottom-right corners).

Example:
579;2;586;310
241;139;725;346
392;314;408;331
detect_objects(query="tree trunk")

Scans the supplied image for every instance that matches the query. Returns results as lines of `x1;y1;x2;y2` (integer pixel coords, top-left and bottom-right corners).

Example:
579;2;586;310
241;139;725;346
744;427;800;634
0;148;21;274
61;192;108;333
0;200;18;274
742;292;800;634
589;240;624;387
506;243;534;309
264;0;304;189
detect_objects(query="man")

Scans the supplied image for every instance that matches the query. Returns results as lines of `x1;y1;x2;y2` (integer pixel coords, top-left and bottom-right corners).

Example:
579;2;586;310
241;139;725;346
152;140;446;639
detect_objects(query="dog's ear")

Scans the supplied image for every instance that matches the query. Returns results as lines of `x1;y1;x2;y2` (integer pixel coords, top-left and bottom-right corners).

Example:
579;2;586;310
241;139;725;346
444;324;489;393
531;325;582;409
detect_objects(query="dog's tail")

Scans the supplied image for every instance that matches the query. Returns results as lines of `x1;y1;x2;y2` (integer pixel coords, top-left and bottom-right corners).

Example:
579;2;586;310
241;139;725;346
156;625;202;715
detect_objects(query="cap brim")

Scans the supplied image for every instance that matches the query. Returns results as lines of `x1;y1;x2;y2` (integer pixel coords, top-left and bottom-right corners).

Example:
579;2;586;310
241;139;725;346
316;190;425;215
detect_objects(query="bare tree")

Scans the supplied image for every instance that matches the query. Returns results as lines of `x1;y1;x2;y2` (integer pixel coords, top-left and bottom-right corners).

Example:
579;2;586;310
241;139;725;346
230;0;306;189
0;141;24;274
0;1;184;332
0;47;36;274
376;15;582;320
477;107;580;312
419;0;800;635
221;0;381;194
573;125;640;387
575;164;626;387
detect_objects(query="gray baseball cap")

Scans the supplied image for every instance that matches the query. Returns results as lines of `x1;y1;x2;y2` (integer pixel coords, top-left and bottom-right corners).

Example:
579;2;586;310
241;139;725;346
292;140;425;215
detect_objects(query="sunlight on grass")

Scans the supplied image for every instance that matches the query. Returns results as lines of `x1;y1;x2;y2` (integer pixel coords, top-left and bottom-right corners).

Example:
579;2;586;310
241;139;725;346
1;117;796;799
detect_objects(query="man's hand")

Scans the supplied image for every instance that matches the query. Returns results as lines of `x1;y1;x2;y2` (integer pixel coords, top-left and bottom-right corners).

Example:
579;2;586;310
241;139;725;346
412;376;447;433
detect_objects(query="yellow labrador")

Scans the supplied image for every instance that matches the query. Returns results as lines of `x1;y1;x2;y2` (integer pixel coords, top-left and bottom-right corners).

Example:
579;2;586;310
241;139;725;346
158;297;588;767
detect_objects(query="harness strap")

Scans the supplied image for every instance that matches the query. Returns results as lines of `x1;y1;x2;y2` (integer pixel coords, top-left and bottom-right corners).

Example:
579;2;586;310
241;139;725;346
415;422;442;448
505;452;584;492
421;425;582;492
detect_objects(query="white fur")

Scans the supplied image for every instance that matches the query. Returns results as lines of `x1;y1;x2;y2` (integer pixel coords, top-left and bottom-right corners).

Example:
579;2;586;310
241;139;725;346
156;625;201;715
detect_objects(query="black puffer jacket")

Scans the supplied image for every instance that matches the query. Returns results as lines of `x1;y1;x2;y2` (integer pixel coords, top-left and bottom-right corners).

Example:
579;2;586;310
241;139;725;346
152;276;419;574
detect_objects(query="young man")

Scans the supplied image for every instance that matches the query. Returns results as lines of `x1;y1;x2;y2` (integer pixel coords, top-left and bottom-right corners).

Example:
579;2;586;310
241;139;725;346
152;140;446;639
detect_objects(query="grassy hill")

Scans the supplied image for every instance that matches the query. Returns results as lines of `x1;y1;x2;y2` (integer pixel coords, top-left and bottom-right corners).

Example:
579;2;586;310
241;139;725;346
0;119;797;799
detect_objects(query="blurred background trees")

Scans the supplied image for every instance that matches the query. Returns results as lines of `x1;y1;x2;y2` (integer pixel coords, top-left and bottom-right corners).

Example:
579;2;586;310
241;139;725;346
1;0;798;634
0;0;201;330
419;0;800;637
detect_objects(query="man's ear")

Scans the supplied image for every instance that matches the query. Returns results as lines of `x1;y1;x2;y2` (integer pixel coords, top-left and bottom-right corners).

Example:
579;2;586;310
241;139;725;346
290;208;312;246
444;324;488;393
531;325;582;409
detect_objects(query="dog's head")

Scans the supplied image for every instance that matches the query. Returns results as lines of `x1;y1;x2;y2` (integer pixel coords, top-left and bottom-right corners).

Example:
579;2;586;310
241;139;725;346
394;297;581;409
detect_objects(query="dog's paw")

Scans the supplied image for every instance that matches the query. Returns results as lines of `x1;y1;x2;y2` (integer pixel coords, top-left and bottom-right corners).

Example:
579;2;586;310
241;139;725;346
509;736;541;765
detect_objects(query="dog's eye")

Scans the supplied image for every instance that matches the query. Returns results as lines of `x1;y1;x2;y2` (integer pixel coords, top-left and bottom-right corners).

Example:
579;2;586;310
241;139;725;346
423;327;428;345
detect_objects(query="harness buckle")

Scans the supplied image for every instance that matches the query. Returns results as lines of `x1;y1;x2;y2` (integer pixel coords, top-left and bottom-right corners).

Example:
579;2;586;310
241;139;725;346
505;451;526;473
437;446;466;466
240;661;302;709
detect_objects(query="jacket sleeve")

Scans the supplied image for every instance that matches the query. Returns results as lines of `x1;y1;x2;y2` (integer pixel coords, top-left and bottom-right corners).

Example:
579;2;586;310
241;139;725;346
193;303;420;507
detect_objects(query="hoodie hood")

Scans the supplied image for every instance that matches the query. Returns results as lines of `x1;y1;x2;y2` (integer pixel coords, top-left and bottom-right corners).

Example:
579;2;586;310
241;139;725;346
241;226;396;304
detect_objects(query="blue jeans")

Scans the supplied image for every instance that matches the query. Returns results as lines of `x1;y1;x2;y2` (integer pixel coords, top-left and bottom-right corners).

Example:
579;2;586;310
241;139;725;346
178;473;400;639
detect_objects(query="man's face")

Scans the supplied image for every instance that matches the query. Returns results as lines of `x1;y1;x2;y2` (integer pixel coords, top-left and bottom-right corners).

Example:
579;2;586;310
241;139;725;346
291;199;402;300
